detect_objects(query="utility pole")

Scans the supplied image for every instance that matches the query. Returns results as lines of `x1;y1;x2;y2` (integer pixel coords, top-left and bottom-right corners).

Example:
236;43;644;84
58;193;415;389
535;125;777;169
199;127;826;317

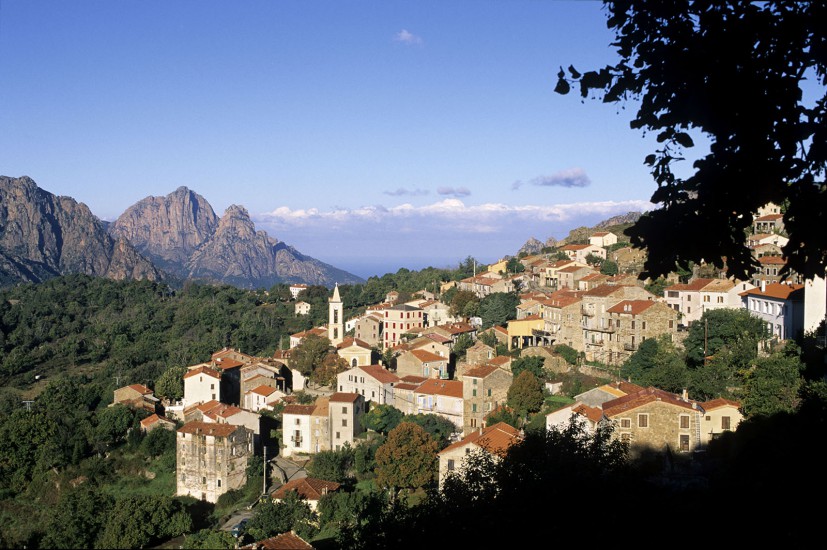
263;446;268;496
704;317;708;364
22;400;34;411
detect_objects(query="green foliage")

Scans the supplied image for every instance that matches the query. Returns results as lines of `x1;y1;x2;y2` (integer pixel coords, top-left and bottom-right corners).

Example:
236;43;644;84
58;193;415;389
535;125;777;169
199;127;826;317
94;404;135;449
307;444;356;483
600;259;619;276
485;405;520;430
553;344;579;365
450;333;474;363
374;422;438;494
507;371;544;417
558;2;827;281
477;292;519;329
154;365;187;401
620;336;688;393
141;426;176;458
505;257;525;274
354;435;384;478
403;413;457;449
183;529;237;549
40;487;114;549
449;290;479;318
290;333;332;378
361;404;404;434
95;495;192;549
644;277;669;298
741;343;805;417
684;309;767;368
247;490;318;542
510;355;545;379
318;488;388;536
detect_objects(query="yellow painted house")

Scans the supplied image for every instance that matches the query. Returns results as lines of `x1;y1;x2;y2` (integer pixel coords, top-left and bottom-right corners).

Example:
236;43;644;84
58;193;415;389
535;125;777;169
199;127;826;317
506;315;549;350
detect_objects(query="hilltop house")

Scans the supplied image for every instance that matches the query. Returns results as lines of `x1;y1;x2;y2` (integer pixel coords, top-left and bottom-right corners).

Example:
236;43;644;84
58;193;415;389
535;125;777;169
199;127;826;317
437;422;522;489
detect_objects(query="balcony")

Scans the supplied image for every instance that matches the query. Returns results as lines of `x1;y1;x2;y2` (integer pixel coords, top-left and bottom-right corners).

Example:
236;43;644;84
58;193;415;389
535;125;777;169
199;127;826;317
587;340;605;347
591;325;616;333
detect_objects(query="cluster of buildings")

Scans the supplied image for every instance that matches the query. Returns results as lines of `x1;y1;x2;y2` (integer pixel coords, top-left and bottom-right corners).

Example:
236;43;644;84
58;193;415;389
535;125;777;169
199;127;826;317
109;202;824;506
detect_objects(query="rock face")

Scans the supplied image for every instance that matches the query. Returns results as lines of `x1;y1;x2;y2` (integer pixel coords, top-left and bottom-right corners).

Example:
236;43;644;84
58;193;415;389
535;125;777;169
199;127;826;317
519;237;545;256
112;189;364;288
0;176;161;285
595;212;641;229
109;186;218;272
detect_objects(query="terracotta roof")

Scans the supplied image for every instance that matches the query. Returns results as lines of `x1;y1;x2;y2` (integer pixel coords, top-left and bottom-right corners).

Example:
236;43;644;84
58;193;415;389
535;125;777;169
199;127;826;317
509;314;543;322
561;244;592;250
336;337;372;350
701;397;741;411
755;213;783;221
395;382;423;391
591;231;610;236
177;421;241;437
410;349;446;363
758;255;787;265
540;295;582;308
312;397;330;416
125;383;152;395
140;413;174;428
195;400;222;412
415;379;463;398
329;392;360;403
602;387;700;417
488;356;511;367
282;404;316;416
464;364;500;378
740;281;805;300
437;322;476;334
701;279;736;292
607;300;657;315
271;477;341;501
357;364;400;384
493;325;508;335
558;265;590;273
439;421;522;457
424;333;452;344
183;365;221;380
250;385;278;397
572;403;604;424
583;284;627;297
399;375;428;385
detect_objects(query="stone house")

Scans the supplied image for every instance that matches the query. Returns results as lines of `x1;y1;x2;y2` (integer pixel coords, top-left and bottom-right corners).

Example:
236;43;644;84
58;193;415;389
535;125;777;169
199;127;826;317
752;255;804;287
461;365;512;435
605;299;679;364
239;361;287;398
335;364;399;405
328;392;365;451
243;385;285;412
539;292;583;350
419;299;460;328
271;477;341;512
506;315;549;351
663;278;754;326
437;422;522;489
574;380;645;408
753;213;785;234
557;264;596;290
395;349;450;379
601;387;705;455
392;376;427;415
176;421;252;503
289;283;309;299
579;283;655;363
465;341;495;365
413;379;464;431
355;313;383;348
113;383;159;414
578;272;611;291
140;413;176;433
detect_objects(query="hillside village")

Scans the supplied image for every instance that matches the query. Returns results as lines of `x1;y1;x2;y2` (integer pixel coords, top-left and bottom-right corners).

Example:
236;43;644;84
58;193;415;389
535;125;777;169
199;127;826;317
105;202;827;548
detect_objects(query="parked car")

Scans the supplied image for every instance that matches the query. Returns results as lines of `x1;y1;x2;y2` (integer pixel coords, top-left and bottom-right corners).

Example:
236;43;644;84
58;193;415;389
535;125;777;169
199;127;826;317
231;518;249;538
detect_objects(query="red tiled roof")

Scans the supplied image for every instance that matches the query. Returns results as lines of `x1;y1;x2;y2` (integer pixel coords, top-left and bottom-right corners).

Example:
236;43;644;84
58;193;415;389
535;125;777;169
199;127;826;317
602;387;699;417
758;255;787;265
607;300;657;315
701;397;741;411
183;365;221;380
416;379;463;398
214;357;244;370
410;349;446;363
358;364;400;384
740;281;804;300
488;356;511;367
329;392;360;403
126;383;152;395
271;477;341;501
755;213;783;221
282;404;316;416
439;421;522;457
250;385;278;397
140;413;174;428
464;364;500;378
244;532;314;550
583;284;627;297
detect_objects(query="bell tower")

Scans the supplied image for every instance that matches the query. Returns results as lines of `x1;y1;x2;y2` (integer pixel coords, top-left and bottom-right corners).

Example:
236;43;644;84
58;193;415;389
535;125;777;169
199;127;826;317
328;283;344;346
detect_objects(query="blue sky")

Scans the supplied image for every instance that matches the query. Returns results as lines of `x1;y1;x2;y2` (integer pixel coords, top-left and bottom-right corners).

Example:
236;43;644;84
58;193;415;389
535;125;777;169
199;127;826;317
0;1;659;279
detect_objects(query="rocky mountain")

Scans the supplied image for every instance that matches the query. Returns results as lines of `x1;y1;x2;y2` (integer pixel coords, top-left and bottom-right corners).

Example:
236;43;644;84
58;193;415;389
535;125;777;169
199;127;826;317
110;188;363;288
0;176;162;285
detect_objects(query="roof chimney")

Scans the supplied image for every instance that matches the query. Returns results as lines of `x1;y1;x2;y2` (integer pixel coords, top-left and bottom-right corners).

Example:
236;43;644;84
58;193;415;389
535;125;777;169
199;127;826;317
761;280;767;292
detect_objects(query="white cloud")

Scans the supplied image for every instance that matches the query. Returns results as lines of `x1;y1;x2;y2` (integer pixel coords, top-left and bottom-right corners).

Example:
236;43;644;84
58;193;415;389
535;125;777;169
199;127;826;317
437;186;471;197
530;167;591;188
394;29;423;45
384;187;429;197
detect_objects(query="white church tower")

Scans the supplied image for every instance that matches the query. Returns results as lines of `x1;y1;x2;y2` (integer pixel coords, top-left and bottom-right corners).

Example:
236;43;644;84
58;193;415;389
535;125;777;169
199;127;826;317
328;283;344;346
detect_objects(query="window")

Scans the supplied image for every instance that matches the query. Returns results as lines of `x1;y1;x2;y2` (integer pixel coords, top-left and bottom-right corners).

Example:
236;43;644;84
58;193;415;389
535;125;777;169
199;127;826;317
472;404;477;413
620;433;631;443
669;320;674;329
295;418;300;425
217;479;221;488
631;320;636;330
487;388;492;397
472;389;477;397
342;406;347;413
447;459;455;471
473;379;477;385
342;419;348;427
722;416;731;430
336;432;340;439
680;415;689;429
620;418;631;428
679;434;690;452
638;414;648;428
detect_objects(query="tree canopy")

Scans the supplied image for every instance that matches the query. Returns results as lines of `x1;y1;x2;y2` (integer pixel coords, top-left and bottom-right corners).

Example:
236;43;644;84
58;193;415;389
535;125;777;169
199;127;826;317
556;1;827;281
374;422;438;495
507;371;545;417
